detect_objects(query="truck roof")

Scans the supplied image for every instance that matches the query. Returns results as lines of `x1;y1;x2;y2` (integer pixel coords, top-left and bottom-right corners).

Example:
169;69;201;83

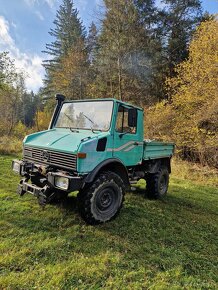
63;98;143;111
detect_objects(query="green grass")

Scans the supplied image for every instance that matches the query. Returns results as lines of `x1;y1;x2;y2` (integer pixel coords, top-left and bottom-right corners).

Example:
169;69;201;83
0;155;217;289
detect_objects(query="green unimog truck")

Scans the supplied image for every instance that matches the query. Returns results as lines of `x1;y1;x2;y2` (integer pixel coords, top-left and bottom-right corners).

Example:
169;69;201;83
12;95;175;224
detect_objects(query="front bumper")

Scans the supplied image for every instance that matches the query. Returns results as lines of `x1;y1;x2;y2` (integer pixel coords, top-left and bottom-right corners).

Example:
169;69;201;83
47;172;83;192
12;159;84;196
17;180;46;197
12;159;33;176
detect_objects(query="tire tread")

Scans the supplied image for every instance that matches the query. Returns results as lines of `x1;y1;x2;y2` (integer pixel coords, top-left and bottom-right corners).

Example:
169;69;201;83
77;171;125;224
146;167;169;199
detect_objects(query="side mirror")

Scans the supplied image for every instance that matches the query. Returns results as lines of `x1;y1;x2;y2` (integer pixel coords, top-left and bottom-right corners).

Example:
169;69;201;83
128;108;137;127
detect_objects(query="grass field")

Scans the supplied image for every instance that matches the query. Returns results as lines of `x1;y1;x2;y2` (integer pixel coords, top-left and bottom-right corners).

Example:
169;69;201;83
0;155;217;289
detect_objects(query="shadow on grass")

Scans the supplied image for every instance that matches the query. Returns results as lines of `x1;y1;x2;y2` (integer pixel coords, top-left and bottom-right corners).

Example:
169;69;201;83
6;181;216;235
51;195;78;212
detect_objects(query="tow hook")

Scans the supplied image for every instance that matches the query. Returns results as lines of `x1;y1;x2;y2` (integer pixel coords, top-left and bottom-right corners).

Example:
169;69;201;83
17;178;28;196
16;179;53;208
17;183;26;196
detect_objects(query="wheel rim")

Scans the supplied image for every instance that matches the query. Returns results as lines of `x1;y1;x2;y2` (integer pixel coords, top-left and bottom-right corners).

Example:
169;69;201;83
96;188;114;211
93;185;121;220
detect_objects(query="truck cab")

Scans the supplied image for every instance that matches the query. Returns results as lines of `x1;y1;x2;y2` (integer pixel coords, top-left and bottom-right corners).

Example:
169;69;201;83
12;95;174;224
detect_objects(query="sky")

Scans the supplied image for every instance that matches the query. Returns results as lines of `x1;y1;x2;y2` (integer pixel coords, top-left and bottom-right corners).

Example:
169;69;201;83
0;0;217;93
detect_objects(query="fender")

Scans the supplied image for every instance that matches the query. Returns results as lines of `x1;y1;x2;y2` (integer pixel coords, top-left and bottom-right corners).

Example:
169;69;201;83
143;157;171;174
84;158;130;186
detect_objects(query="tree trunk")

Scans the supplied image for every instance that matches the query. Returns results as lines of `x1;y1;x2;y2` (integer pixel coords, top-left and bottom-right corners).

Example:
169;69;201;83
117;56;122;101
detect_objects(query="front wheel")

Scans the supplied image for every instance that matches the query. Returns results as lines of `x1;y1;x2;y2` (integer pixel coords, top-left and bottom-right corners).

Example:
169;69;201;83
146;167;169;199
77;171;125;224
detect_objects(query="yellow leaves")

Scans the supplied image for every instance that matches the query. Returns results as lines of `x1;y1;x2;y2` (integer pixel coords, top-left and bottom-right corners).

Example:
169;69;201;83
13;121;28;138
167;18;218;109
168;18;218;109
146;18;218;166
50;40;88;99
190;17;218;58
34;110;52;131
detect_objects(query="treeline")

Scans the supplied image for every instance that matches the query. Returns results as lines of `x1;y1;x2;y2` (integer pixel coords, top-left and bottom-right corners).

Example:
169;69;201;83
0;52;40;137
42;0;205;106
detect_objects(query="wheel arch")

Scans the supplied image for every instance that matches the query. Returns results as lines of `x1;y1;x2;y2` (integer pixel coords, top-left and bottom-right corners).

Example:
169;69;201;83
84;158;130;187
161;157;172;173
143;157;172;174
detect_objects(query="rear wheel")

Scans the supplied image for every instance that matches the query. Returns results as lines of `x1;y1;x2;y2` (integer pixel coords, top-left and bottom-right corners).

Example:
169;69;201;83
77;171;125;224
146;167;169;199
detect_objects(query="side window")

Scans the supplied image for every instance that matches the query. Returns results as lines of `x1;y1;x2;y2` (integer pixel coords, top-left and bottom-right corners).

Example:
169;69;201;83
116;105;137;134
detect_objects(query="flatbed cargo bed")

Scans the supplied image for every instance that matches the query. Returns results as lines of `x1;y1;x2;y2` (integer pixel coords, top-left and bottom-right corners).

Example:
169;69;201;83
143;140;175;160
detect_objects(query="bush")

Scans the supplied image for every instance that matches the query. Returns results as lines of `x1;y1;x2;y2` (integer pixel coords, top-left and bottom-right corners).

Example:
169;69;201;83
13;121;32;139
144;18;218;168
0;135;23;155
34;110;52;131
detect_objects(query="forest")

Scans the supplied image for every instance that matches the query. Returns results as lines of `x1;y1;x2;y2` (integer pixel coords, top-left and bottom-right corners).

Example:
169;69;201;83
0;0;217;168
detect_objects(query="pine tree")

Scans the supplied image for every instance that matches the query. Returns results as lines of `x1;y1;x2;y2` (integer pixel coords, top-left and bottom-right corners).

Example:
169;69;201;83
134;0;157;27
51;39;89;99
87;22;98;65
134;0;167;102
42;0;87;98
91;0;158;104
160;0;203;77
19;91;40;127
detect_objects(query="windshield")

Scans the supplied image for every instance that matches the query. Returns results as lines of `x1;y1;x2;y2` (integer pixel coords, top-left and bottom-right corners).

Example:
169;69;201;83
55;101;113;131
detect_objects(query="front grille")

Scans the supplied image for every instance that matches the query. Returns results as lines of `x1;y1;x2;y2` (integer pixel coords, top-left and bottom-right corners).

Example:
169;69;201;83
23;146;77;171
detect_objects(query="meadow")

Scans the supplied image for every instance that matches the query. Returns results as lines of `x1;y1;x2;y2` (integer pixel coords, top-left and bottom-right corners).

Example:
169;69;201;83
0;155;217;289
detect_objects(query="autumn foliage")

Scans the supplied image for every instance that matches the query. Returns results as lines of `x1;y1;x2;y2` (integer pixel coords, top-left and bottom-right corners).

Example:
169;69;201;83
34;110;52;131
144;18;218;167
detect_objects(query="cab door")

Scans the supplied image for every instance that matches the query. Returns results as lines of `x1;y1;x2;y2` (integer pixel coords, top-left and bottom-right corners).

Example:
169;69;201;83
112;104;143;166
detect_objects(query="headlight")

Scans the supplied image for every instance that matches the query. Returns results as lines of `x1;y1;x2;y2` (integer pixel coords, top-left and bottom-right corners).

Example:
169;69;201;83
12;161;20;174
55;176;69;190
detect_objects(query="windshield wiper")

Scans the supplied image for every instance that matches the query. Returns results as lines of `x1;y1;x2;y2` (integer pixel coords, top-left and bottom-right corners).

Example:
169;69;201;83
64;113;74;123
64;112;101;133
62;113;80;133
81;113;98;133
82;113;94;125
56;126;79;132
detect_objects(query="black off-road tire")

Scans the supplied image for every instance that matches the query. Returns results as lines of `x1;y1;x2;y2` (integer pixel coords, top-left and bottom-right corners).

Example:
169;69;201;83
77;171;125;225
146;167;169;199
